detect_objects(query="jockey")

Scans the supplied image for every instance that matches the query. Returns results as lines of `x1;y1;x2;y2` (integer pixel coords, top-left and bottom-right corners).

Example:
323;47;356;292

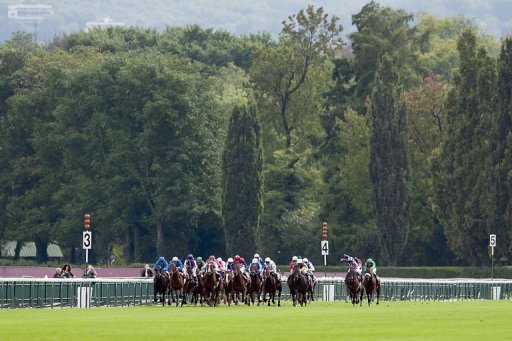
250;257;263;279
253;253;266;269
303;257;315;274
288;256;298;273
153;256;169;272
264;257;281;280
140;264;153;278
217;257;226;271
184;254;198;282
196;256;206;273
365;258;381;285
171;256;183;272
207;255;221;272
233;255;247;272
297;259;308;275
226;257;236;272
217;257;226;279
341;254;363;281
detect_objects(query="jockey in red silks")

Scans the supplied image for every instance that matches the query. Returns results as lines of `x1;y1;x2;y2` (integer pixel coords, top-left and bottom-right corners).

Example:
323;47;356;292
233;255;247;272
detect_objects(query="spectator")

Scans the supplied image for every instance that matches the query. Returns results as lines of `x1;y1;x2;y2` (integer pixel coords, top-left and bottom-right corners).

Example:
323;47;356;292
140;264;153;278
60;264;75;278
53;268;64;278
83;264;97;278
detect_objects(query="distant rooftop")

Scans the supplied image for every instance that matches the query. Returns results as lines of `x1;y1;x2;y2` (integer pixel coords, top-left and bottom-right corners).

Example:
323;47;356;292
1;241;63;258
85;16;126;32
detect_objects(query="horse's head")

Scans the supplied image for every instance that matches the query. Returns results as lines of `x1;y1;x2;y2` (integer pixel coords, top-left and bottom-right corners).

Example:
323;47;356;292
262;267;270;279
250;263;258;274
206;261;214;274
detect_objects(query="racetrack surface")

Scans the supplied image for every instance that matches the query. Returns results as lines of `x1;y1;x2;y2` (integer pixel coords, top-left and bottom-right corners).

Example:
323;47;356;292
0;300;510;340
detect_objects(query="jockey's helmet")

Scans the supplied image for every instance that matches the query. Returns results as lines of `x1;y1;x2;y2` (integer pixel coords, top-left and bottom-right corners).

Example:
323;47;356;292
217;257;223;262
367;258;373;264
265;257;271;262
292;256;298;261
209;255;215;261
252;258;258;264
197;256;203;261
187;254;193;259
228;258;234;262
303;257;308;263
254;253;260;258
297;259;303;264
172;257;178;262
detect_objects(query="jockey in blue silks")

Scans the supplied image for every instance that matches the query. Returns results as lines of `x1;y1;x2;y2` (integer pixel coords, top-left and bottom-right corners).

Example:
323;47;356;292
171;256;183;272
253;253;266;269
153;256;169;272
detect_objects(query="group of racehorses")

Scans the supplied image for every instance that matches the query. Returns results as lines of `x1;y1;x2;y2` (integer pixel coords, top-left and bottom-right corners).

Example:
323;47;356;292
345;267;381;306
154;261;380;307
153;262;284;307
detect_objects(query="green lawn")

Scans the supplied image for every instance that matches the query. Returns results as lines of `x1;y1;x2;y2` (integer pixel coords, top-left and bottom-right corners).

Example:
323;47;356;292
0;300;511;340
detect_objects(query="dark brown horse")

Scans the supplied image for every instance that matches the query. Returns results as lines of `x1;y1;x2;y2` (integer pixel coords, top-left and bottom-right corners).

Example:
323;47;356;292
248;263;262;306
363;268;380;306
233;263;249;305
203;262;222;307
305;273;316;302
169;263;185;307
223;270;235;306
182;267;203;306
287;267;309;307
153;266;170;306
345;269;363;306
262;267;281;307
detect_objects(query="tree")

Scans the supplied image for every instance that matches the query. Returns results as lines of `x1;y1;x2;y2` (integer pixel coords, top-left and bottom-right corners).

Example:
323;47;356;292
222;104;263;257
488;37;512;262
369;53;409;265
433;30;497;264
350;1;420;109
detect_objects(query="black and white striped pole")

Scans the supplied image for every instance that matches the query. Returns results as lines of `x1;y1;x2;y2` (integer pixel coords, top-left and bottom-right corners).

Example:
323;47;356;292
490;234;496;280
321;222;328;278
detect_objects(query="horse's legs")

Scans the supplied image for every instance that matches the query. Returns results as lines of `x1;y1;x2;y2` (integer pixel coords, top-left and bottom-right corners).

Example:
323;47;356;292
277;286;282;307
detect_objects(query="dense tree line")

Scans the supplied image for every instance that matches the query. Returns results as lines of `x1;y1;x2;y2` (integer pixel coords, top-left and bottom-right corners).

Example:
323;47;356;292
1;2;511;266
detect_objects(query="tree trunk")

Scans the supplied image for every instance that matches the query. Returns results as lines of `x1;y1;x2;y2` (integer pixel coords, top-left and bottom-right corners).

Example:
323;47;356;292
35;239;49;263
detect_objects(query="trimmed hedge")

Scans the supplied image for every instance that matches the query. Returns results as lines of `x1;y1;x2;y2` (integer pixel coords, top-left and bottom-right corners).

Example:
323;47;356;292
280;265;512;279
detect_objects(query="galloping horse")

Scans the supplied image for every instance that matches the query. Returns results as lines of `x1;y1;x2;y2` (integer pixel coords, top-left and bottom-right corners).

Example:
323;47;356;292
153;266;170;306
223;270;235;306
168;263;185;306
247;263;262;306
233;263;249;305
262;267;281;307
287;267;309;307
203;262;222;307
305;273;316;302
345;269;363;306
183;267;203;306
363;268;380;306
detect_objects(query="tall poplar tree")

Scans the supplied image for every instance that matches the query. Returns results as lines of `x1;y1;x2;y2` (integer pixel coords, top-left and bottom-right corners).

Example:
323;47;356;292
222;104;263;257
369;53;409;265
489;37;512;261
434;30;496;263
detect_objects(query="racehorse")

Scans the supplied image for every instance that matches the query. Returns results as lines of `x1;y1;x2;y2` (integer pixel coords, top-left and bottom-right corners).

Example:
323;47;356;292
168;263;185;307
203;262;222;307
262;267;281;307
248;263;262;306
183;267;203;306
223;270;235;306
363;268;380;306
305;273;316;302
287;267;309;307
153;266;171;306
345;268;363;306
233;263;249;305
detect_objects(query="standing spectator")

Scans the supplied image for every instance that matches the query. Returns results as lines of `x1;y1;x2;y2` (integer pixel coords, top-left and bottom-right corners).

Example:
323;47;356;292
60;264;75;278
53;268;64;278
83;264;97;278
141;264;153;278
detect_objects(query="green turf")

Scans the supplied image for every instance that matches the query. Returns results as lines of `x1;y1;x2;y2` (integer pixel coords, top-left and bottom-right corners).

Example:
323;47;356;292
0;300;511;340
